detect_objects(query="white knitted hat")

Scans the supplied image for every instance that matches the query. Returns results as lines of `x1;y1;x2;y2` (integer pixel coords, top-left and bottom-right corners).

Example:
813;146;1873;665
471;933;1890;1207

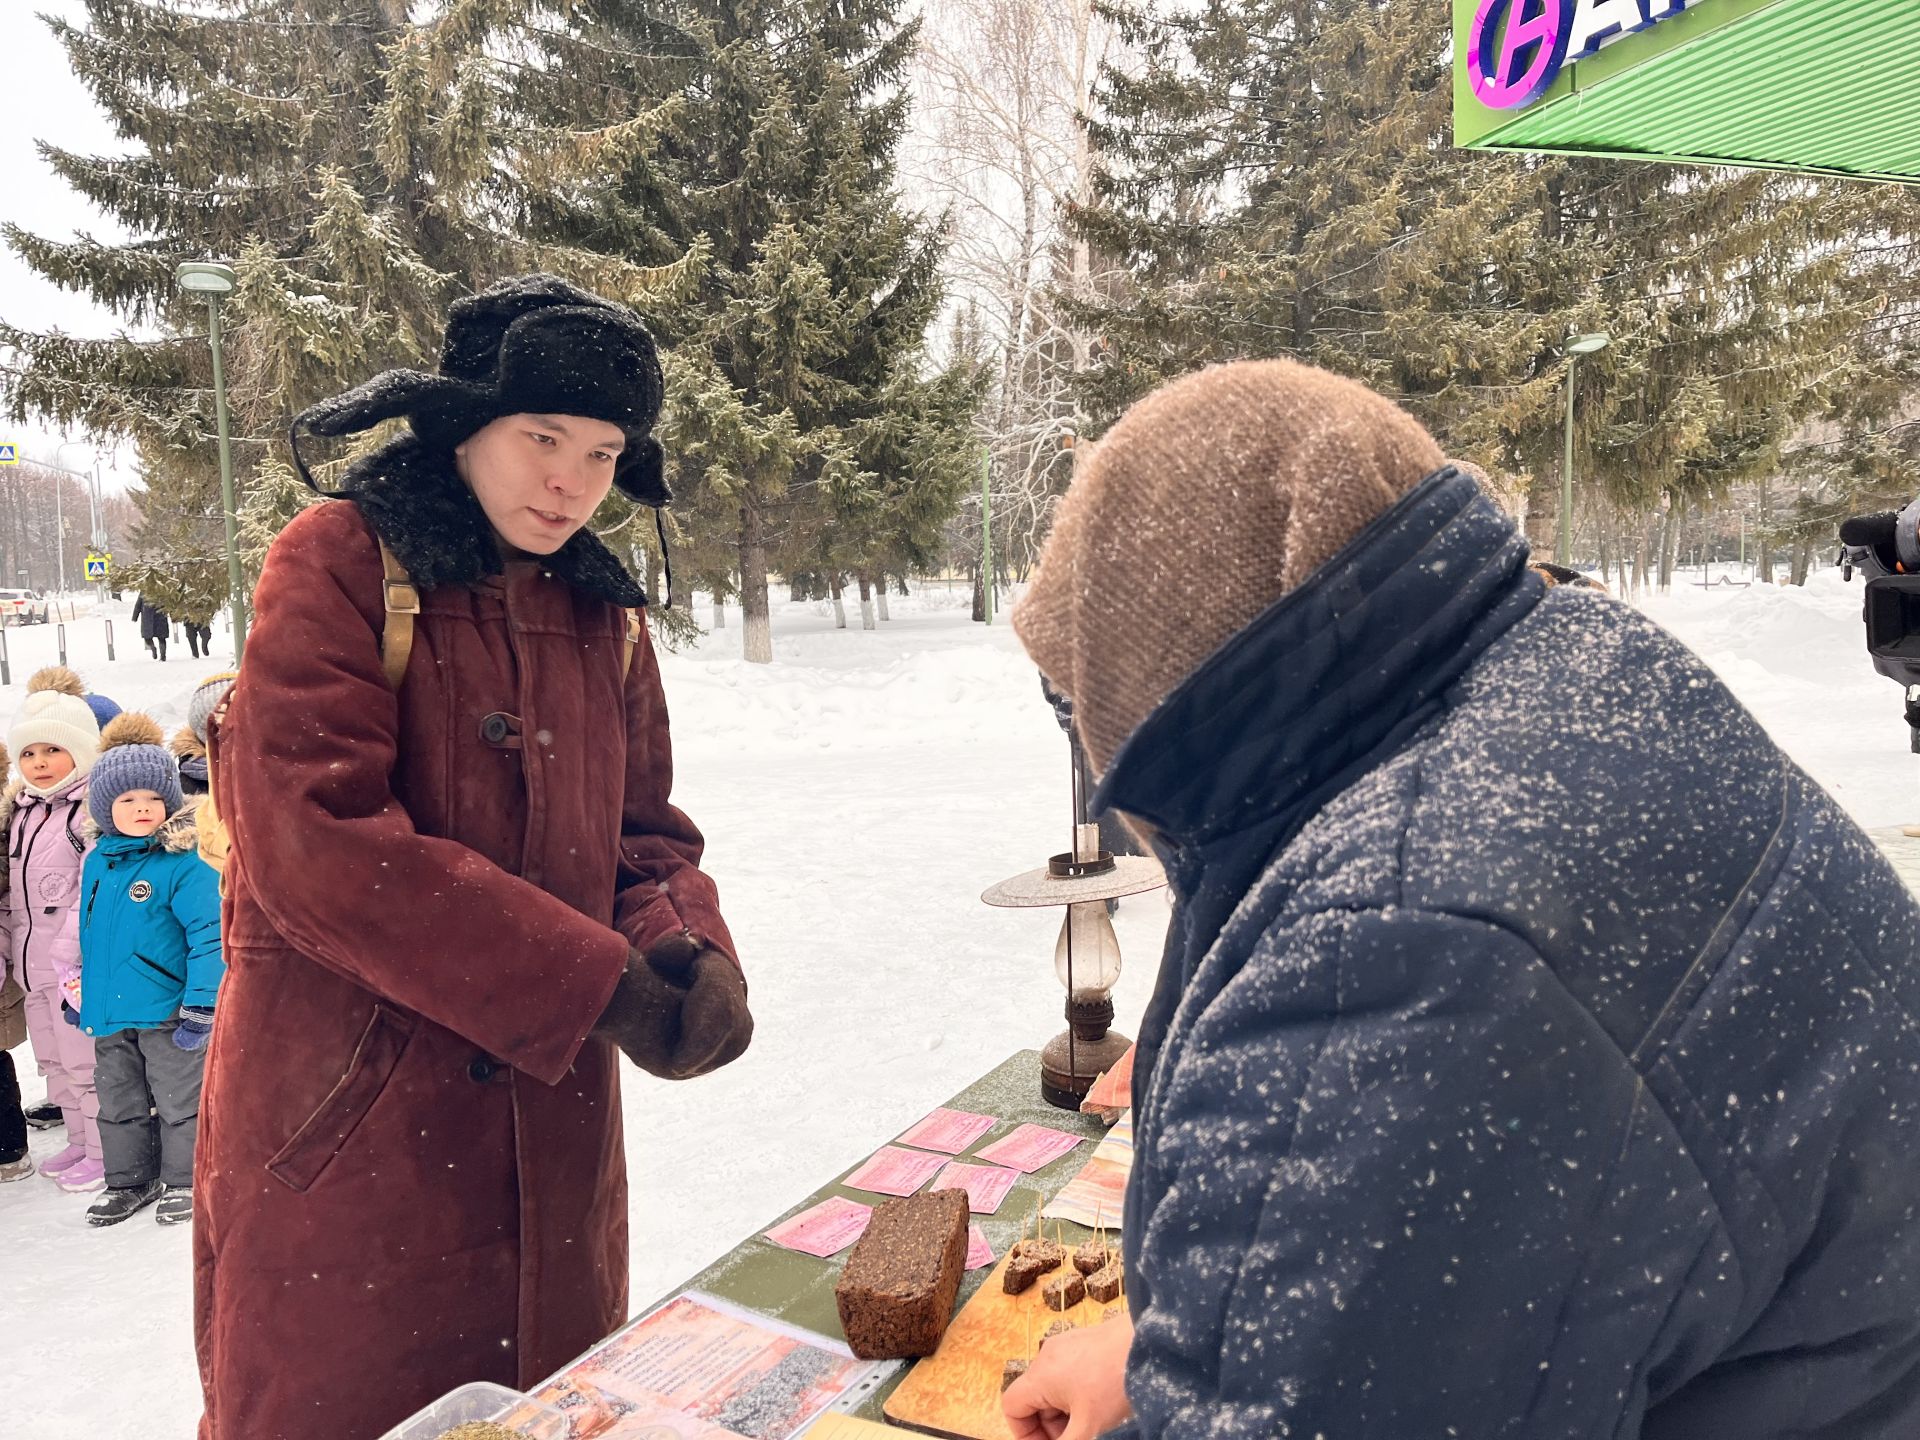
8;666;103;778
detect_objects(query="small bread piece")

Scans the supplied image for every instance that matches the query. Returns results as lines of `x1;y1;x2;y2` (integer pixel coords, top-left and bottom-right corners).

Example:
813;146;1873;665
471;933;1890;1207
1102;1306;1125;1324
1042;1270;1086;1311
1085;1263;1123;1305
1003;1254;1052;1295
1043;1319;1075;1343
1002;1358;1030;1392
834;1190;970;1359
1012;1238;1066;1270
1073;1241;1107;1276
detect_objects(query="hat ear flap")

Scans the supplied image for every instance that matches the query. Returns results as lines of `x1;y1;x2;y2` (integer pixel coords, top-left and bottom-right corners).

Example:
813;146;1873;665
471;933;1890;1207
296;371;481;439
291;372;494;493
615;435;671;507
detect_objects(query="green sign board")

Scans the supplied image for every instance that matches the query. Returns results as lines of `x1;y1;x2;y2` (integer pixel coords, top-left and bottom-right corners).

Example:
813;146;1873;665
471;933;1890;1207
1455;0;1920;184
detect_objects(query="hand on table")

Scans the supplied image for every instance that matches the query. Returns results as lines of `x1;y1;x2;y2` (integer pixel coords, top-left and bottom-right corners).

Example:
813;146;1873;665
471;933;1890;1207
1004;1309;1134;1440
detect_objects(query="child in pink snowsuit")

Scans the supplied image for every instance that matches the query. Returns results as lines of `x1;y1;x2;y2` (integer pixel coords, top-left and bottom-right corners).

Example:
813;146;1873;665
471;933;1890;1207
3;667;104;1191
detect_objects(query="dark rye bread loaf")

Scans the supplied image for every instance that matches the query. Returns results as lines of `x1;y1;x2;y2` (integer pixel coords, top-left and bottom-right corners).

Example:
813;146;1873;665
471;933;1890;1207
834;1189;970;1359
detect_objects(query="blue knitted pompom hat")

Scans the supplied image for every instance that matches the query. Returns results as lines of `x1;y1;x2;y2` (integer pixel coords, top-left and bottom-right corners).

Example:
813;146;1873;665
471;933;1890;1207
88;712;183;834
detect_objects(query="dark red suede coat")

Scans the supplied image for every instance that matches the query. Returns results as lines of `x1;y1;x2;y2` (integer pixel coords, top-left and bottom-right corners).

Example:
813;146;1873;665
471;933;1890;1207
195;491;734;1440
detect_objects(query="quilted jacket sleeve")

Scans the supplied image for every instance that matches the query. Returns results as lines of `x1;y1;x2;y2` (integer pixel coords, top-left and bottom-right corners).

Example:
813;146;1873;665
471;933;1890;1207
168;851;225;1010
1115;906;1703;1440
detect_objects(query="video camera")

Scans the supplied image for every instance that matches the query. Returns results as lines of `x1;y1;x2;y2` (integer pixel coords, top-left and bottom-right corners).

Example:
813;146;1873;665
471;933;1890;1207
1839;499;1920;749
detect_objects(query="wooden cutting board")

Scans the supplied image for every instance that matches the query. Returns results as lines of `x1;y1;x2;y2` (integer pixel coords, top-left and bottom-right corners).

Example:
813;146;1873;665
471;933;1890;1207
883;1249;1121;1439
806;1417;908;1438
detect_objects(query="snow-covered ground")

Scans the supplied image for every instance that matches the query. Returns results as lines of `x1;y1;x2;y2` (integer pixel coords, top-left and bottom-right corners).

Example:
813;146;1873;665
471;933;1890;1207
2;568;1909;1438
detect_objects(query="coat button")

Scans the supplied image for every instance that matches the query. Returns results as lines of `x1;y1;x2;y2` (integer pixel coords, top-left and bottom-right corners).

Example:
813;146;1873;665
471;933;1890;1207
479;712;517;745
468;1056;498;1083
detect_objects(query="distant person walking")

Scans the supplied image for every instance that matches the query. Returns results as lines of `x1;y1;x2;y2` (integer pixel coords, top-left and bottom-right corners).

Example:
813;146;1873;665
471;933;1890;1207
131;594;171;661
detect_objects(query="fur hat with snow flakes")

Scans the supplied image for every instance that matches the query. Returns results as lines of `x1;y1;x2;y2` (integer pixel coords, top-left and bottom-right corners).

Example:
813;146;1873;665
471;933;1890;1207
88;713;183;834
291;274;670;508
8;666;102;779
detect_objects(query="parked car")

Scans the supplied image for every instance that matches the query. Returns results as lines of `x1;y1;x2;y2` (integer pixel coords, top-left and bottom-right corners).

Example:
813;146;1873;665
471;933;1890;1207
0;589;50;625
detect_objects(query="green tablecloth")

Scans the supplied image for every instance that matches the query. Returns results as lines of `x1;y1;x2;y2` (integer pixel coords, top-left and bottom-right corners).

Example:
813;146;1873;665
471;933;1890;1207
657;1048;1112;1419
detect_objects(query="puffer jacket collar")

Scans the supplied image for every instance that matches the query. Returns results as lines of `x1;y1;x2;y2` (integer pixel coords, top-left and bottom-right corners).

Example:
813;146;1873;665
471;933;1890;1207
1094;467;1544;1111
88;803;201;858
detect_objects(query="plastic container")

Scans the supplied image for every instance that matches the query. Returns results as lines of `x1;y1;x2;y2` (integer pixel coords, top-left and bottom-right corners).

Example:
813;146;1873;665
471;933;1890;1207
379;1381;570;1440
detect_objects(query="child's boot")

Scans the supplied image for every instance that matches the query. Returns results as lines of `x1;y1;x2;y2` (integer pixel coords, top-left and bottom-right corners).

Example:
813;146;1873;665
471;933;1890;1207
40;1142;86;1177
87;1178;163;1225
0;1155;33;1182
155;1185;193;1226
54;1156;106;1193
24;1101;62;1130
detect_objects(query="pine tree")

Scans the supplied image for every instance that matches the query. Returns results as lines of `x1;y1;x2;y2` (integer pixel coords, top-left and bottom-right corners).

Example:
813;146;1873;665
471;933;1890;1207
1076;0;1920;576
2;1;708;585
788;361;985;623
1077;1;1604;451
0;3;529;574
511;0;972;662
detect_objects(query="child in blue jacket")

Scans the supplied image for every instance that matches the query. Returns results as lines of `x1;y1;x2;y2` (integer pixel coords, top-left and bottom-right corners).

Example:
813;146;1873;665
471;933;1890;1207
71;712;223;1227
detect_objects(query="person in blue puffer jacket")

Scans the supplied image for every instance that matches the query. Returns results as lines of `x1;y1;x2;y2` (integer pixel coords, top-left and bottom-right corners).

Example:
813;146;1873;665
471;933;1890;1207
1003;359;1920;1440
69;711;222;1229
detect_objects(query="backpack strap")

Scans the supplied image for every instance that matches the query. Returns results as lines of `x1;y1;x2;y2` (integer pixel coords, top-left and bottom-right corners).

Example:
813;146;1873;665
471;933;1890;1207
377;538;634;691
378;538;420;693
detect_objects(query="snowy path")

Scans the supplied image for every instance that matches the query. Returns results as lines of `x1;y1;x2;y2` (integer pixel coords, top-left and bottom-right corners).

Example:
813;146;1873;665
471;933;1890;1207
1;571;1905;1438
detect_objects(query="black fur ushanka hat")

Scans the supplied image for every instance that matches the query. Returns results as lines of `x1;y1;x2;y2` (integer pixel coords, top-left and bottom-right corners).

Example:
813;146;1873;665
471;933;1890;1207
291;274;671;508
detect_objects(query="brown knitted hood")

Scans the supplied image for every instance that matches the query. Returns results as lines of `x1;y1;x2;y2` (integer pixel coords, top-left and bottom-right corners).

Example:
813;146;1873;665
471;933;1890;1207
1015;360;1444;775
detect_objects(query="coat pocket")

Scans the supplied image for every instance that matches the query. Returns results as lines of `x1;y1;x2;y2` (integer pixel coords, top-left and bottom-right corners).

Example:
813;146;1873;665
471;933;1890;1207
131;951;185;986
267;1002;416;1193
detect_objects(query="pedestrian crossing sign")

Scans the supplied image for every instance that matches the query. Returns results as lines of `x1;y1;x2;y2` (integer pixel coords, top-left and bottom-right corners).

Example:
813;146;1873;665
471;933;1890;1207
85;553;110;581
0;443;16;465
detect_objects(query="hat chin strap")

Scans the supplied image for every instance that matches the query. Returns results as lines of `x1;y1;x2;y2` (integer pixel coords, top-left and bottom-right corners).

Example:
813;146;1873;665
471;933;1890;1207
655;507;675;610
288;417;331;495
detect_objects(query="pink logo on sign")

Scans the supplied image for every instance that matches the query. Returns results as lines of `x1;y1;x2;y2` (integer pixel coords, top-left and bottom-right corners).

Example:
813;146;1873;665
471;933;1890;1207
1467;0;1573;110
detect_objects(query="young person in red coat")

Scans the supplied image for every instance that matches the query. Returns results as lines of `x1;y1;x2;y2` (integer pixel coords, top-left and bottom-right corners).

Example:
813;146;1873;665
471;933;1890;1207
197;276;753;1440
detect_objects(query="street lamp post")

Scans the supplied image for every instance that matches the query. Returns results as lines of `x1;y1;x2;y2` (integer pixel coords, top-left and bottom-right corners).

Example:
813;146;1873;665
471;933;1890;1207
176;261;247;661
1559;332;1612;567
52;440;86;598
89;460;106;604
